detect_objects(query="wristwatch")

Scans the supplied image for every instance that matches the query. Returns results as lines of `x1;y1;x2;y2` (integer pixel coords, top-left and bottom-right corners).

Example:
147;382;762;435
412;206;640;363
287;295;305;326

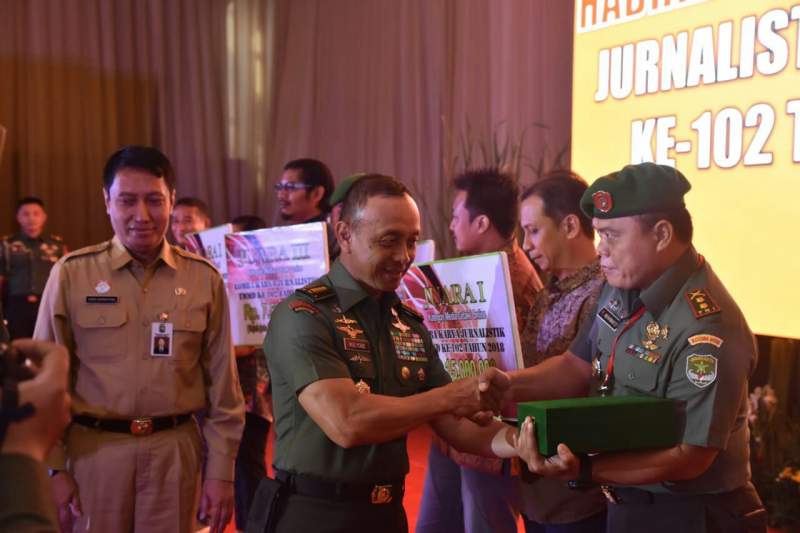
567;454;594;490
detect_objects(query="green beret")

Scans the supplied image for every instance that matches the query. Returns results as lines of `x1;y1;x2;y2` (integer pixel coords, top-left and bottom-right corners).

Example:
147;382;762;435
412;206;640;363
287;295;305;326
329;173;368;206
580;163;691;219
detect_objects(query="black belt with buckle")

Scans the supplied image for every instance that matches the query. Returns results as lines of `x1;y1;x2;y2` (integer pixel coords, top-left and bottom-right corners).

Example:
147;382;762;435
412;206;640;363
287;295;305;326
72;413;192;436
274;469;404;504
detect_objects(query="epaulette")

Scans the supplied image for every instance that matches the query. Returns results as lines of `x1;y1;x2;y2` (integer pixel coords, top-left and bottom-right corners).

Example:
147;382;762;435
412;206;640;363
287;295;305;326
398;302;424;322
172;245;218;271
684;288;721;319
296;282;336;302
63;241;113;262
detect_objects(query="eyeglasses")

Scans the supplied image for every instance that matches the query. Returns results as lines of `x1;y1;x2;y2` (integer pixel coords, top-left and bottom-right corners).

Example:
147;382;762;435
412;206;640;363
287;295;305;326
274;182;313;192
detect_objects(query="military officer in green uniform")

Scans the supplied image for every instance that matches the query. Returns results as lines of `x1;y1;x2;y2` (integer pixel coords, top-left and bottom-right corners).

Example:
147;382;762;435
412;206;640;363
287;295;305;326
500;163;766;532
0;198;67;339
255;175;517;533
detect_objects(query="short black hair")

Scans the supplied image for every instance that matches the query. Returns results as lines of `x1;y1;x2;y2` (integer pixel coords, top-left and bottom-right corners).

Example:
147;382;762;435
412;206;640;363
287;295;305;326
283;158;335;213
340;174;410;226
174;197;211;222
637;208;693;243
521;170;594;238
16;196;45;213
453;168;519;240
103;146;175;192
231;214;267;232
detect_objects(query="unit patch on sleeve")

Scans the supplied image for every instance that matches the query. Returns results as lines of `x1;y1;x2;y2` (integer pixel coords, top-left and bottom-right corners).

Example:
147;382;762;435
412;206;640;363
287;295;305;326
685;289;721;319
686;354;718;388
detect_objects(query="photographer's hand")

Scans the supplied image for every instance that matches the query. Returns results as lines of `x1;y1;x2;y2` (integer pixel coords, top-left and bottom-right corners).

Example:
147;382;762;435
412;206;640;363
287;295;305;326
1;340;71;462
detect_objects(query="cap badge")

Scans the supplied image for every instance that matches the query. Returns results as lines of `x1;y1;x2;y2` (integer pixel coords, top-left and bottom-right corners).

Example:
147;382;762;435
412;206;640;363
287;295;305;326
592;190;613;213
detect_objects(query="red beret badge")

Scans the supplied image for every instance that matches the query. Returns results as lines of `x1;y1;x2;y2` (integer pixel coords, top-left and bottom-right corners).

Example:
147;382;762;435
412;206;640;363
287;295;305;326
592;190;613;213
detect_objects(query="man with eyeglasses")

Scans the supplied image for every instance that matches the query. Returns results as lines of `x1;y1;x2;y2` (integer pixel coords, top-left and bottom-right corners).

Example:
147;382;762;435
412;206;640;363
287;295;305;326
274;159;335;225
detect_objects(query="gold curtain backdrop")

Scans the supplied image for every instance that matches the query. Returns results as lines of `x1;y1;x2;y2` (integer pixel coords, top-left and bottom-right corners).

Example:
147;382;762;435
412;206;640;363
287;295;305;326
0;0;573;257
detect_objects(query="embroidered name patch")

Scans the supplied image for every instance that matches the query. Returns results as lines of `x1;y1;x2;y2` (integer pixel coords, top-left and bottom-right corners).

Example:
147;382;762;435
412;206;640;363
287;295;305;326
344;338;371;352
598;307;621;331
687;334;723;348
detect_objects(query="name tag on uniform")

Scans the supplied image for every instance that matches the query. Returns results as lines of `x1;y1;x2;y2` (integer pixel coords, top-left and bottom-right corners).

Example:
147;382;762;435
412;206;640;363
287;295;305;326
86;296;118;304
151;322;173;357
598;307;621;331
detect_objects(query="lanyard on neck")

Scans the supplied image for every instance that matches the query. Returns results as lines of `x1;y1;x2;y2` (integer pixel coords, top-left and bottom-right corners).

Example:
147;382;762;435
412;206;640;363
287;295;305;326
599;306;646;396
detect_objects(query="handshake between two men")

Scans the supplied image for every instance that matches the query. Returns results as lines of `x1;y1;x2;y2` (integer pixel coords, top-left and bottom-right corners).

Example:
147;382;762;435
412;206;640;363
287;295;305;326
427;364;585;484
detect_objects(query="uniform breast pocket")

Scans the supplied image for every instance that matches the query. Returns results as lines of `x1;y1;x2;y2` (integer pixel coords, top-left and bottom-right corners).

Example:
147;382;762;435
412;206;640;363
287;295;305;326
75;306;128;360
617;354;660;393
170;309;207;364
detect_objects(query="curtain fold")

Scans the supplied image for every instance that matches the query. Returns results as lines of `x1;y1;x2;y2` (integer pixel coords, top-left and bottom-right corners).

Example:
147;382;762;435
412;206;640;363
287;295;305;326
0;0;573;256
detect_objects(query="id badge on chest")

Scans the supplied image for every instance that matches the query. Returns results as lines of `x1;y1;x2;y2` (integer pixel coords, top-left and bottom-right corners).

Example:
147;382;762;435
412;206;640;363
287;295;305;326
151;321;174;357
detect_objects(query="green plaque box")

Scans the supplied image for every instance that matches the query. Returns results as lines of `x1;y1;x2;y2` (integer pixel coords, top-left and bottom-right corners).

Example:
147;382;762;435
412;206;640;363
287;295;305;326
516;395;680;456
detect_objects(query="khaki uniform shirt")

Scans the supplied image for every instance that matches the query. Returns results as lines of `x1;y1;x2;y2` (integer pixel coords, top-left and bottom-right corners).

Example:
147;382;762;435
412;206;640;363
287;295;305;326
570;247;756;494
34;236;244;481
0;233;67;296
266;260;451;483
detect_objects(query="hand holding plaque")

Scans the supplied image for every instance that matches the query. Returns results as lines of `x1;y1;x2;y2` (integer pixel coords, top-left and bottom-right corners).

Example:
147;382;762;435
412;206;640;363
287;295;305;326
514;416;580;481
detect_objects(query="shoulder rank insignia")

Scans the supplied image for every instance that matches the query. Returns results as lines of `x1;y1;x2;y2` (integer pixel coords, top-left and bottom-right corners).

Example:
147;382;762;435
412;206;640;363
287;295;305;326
297;283;335;302
397;303;423;322
289;300;319;315
685;289;720;319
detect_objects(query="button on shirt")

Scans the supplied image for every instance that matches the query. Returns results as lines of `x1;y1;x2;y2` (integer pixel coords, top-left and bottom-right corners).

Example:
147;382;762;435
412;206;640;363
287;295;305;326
570;247;757;494
34;236;244;480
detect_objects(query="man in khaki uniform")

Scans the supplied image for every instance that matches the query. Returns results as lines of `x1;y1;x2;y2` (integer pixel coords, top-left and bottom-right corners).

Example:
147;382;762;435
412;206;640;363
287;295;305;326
34;146;245;533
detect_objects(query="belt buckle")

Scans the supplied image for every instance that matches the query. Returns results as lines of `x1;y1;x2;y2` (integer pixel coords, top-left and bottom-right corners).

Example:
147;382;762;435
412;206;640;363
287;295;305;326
370;484;393;505
130;417;154;436
601;484;622;504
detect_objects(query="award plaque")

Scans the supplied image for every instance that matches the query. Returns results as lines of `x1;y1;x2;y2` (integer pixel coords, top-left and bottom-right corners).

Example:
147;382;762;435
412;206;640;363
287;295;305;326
516;395;681;456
